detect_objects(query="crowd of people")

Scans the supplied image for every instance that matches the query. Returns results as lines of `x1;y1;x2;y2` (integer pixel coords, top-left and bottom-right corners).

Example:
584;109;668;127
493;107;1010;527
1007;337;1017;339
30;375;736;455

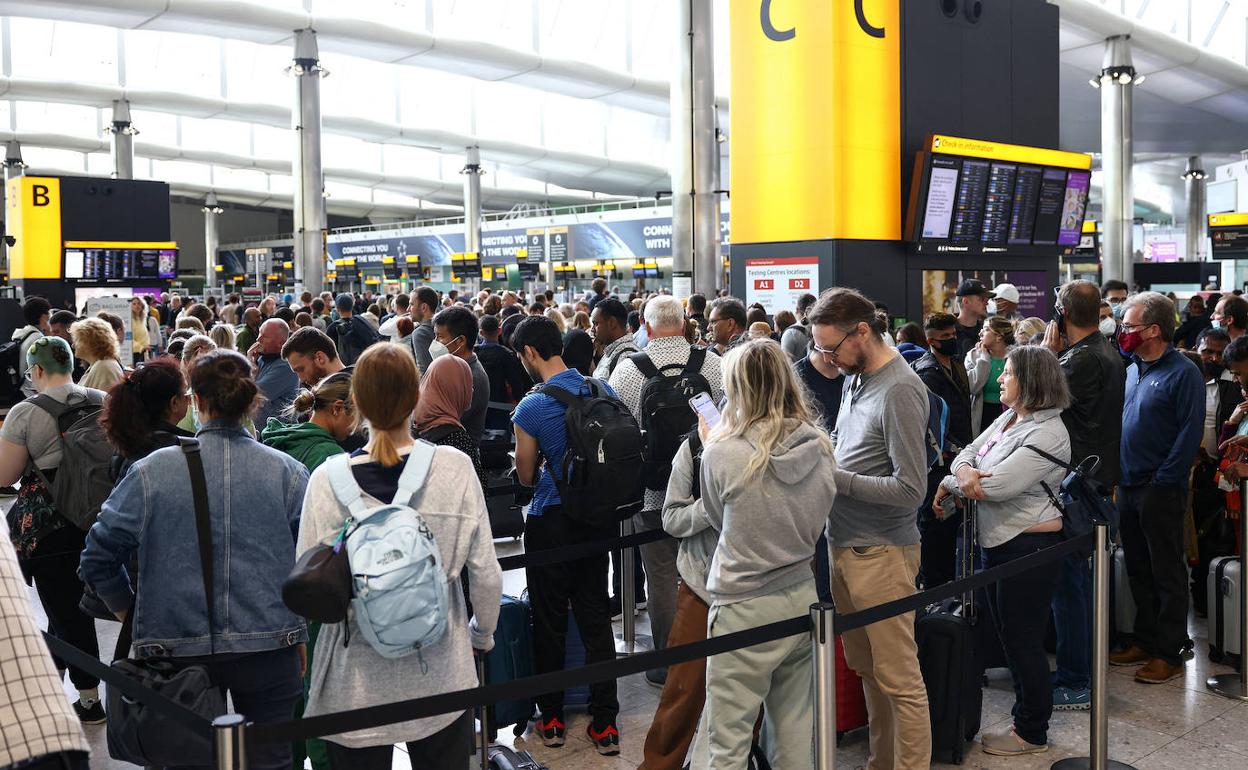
0;272;1235;769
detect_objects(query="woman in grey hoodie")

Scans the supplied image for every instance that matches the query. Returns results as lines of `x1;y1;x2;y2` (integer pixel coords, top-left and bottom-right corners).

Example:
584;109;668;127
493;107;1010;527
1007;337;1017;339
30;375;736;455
698;339;838;770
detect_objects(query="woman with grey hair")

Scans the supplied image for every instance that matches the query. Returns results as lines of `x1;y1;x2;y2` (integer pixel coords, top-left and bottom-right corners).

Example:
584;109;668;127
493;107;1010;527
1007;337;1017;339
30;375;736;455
934;344;1071;758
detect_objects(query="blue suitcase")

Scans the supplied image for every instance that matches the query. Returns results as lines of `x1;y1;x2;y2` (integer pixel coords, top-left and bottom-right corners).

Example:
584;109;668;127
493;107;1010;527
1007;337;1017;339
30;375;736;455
485;595;535;735
563;607;591;710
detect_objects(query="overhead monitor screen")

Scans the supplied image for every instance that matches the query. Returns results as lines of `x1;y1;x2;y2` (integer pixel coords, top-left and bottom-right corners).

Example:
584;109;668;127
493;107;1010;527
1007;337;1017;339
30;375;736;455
905;135;1092;256
1209;214;1248;259
62;245;180;282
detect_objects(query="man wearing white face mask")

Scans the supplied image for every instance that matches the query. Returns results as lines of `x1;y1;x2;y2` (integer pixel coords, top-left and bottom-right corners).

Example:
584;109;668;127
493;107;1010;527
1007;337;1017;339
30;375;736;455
1042;280;1125;710
1210;295;1248;341
432;306;490;445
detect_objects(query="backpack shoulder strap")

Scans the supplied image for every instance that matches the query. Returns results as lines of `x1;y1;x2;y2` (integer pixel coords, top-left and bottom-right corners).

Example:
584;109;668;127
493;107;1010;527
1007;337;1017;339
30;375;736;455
178;437;216;652
1023;444;1075;472
629;352;660;380
684;346;707;376
541;384;579;408
325;453;368;517
392;440;437;507
29;394;71;421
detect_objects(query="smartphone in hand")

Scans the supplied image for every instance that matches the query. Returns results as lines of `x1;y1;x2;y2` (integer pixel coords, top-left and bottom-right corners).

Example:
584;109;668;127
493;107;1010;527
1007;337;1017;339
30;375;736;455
689;392;721;430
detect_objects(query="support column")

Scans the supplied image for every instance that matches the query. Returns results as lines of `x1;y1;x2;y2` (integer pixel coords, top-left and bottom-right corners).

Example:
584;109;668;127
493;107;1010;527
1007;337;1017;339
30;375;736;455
108;99;136;180
672;0;719;299
1184;156;1208;262
2;140;25;273
1098;35;1137;290
462;146;483;255
203;193;223;289
291;29;327;294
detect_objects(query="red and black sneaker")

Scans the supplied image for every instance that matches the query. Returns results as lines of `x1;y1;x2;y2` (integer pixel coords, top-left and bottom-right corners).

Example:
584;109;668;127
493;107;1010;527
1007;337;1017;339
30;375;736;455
587;721;621;756
536;715;566;748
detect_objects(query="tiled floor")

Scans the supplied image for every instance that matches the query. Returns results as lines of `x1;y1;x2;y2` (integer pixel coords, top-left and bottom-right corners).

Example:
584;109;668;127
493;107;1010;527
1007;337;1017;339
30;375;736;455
31;533;1248;768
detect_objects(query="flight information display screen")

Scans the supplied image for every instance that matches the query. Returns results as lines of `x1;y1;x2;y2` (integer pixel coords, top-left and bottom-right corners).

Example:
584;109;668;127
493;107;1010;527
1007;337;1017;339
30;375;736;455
906;135;1092;256
64;246;178;282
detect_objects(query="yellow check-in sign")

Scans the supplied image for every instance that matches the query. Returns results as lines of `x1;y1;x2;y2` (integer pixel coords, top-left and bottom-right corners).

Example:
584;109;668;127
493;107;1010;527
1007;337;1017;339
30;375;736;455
731;0;901;244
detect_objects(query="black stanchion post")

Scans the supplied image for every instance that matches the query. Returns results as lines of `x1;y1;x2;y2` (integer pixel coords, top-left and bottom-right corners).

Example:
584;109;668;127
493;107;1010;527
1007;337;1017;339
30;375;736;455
1208;479;1248;699
475;654;490;770
214;713;247;770
621;517;636;654
810;602;835;770
1052;522;1135;770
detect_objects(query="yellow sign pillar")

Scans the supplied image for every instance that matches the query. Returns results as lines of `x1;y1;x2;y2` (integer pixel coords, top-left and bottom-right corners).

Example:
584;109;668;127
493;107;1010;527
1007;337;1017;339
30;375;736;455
6;177;62;279
730;0;901;244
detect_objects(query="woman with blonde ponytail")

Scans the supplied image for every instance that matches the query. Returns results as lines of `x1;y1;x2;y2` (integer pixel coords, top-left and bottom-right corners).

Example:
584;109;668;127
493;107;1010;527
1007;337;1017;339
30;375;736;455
697;338;837;768
295;343;502;770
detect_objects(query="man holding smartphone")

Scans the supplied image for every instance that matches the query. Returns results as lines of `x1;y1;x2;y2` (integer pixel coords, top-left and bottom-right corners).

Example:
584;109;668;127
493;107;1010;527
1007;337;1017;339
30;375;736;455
609;295;723;687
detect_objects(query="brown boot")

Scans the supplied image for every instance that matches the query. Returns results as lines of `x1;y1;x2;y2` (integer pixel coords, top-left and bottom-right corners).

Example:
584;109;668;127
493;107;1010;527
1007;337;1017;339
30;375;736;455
1108;645;1150;667
1134;658;1184;684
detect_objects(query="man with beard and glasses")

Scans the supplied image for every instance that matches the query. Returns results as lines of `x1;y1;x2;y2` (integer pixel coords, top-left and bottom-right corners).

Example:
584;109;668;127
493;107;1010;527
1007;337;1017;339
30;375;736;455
809;287;932;770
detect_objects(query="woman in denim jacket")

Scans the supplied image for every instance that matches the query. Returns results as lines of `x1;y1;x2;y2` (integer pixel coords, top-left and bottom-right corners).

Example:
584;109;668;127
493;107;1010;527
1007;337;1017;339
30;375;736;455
81;350;310;770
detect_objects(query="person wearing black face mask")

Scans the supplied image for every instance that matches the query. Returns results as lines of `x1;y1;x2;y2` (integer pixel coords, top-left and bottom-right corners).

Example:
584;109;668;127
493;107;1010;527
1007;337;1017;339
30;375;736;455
912;313;974;588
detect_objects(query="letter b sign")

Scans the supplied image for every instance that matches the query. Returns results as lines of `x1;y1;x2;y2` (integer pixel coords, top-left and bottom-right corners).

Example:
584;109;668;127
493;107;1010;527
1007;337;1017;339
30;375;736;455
31;185;50;207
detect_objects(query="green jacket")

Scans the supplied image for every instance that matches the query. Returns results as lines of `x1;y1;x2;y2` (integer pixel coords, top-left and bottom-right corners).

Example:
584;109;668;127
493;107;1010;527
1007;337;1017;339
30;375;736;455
260;418;344;473
236;324;258;354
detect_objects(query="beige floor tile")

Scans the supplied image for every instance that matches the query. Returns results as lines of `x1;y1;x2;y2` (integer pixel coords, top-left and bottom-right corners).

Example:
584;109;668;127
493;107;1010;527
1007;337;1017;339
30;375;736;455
1133;735;1248;769
1103;673;1240;737
1180;702;1248;756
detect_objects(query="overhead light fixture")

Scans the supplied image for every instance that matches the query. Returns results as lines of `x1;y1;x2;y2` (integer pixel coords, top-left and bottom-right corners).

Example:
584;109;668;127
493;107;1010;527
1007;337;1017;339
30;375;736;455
1182;169;1208;181
286;61;329;78
1089;77;1101;89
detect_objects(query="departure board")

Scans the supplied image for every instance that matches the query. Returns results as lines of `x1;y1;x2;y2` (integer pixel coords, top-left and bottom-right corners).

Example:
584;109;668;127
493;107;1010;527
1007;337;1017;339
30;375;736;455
950;160;989;242
1209;214;1248;259
905;135;1092;256
980;163;1017;244
64;246;178;282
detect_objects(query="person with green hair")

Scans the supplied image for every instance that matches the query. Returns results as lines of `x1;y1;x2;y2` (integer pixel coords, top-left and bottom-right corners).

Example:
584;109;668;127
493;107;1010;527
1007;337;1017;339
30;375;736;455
0;335;107;724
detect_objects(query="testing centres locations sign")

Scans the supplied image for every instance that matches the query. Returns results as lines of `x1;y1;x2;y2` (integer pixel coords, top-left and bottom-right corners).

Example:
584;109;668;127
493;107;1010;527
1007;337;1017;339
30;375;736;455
745;257;819;315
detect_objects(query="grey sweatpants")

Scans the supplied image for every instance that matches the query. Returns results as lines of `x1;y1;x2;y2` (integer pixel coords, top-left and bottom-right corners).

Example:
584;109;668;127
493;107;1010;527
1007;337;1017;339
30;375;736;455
701;580;817;770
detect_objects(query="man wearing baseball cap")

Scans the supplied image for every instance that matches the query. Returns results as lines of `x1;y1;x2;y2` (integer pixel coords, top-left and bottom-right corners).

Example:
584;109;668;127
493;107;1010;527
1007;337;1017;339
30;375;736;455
954;279;994;358
991;283;1023;321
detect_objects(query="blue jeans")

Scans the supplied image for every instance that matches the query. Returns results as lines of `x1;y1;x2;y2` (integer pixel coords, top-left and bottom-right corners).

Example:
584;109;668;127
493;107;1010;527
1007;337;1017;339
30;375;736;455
1051;551;1092;690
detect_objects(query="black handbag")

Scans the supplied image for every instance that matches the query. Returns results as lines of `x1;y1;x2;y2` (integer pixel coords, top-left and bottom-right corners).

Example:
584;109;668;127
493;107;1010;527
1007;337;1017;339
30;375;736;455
106;438;227;766
282;527;354;624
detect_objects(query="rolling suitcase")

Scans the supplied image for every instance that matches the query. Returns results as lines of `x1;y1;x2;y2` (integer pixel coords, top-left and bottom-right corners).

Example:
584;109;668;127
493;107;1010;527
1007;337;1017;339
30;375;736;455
1111;544;1137;647
835;635;868;740
484;595;536;736
485;746;548;770
1208;556;1242;663
916;499;984;765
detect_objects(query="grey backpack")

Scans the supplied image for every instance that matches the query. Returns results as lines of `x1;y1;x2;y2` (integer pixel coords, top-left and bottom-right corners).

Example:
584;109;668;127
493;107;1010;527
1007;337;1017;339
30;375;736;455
31;390;114;530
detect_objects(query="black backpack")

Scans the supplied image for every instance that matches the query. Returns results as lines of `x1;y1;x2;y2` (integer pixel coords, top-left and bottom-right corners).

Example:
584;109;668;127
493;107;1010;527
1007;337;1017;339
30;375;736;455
29;391;112;530
0;330;39;408
542;378;644;528
630;348;713;491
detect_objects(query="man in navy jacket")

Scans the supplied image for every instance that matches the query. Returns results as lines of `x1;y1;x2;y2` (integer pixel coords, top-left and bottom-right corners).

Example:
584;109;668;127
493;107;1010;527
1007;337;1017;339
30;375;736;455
1110;292;1205;684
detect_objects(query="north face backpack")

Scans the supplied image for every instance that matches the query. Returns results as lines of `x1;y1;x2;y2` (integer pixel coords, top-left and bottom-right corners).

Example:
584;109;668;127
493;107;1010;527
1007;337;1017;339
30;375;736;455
629;349;713;491
325;441;450;660
542;378;644;528
30;390;113;530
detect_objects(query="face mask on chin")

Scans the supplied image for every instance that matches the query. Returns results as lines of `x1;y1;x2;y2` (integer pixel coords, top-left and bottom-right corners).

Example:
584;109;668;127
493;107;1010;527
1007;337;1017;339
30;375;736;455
1212;319;1226;332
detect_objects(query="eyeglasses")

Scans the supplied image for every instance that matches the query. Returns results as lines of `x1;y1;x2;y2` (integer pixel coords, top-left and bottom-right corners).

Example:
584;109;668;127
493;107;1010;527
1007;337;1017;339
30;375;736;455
1118;321;1156;334
812;325;860;360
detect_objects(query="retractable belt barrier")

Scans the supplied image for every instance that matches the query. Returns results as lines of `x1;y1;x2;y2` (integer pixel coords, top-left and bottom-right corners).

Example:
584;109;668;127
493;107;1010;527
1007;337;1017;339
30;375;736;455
496;527;670;571
38;530;1093;755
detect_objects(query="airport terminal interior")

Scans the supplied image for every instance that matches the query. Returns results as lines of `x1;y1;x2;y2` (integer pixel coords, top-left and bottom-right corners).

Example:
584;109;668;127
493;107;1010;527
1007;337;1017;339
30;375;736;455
0;1;1248;768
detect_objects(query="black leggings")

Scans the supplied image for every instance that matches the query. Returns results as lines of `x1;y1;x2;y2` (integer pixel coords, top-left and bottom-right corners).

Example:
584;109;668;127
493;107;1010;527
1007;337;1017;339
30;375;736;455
325;710;473;770
27;528;100;690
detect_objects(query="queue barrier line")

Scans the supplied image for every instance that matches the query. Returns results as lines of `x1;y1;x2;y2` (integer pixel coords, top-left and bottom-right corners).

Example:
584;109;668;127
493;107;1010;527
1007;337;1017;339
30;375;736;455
245;532;1093;747
41;632;213;739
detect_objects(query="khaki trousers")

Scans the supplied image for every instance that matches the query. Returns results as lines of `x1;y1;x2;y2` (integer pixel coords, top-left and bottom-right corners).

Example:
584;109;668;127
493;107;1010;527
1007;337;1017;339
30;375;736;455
639;583;710;770
830;543;932;770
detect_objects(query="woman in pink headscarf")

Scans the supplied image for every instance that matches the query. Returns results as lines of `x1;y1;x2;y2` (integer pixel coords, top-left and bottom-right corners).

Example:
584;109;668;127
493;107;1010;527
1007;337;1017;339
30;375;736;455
414;355;486;489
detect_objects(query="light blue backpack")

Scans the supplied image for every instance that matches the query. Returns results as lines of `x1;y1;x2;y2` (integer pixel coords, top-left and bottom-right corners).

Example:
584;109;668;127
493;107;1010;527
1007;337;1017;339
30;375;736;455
326;441;449;661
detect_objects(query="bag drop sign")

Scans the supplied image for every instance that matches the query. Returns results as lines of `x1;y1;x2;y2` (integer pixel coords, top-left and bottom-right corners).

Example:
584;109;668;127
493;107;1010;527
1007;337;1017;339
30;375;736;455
744;257;819;315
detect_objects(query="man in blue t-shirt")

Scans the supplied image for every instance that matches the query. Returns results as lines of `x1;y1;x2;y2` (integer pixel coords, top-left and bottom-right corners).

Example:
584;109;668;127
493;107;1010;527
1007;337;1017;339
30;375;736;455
511;316;621;757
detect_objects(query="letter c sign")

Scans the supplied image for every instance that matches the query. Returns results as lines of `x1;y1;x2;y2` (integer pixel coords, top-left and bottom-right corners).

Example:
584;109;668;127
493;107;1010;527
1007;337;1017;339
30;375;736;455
762;1;885;42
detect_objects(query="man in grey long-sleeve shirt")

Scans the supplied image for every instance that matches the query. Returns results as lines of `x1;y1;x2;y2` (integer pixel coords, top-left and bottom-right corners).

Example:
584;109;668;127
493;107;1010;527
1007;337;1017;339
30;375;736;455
809;288;932;770
410;286;440;374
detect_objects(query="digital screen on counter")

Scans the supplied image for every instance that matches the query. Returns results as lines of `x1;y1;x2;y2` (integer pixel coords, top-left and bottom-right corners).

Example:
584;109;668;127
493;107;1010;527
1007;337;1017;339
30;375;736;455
906;135;1092;256
63;247;178;282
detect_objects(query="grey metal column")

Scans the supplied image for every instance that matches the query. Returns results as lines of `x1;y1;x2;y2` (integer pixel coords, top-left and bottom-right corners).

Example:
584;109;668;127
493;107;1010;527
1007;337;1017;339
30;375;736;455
108;99;136;180
203;193;223;290
2;140;25;273
291;29;327;294
810;602;836;770
462;146;483;255
1098;35;1136;290
671;0;719;299
1183;156;1208;262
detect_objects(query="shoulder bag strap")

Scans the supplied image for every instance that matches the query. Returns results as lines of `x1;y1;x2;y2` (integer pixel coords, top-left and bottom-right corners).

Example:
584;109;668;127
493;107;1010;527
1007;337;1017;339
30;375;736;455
325;454;368;518
178;437;215;654
541;384;578;408
684;346;707;376
1022;444;1076;472
629;352;661;380
392;440;437;507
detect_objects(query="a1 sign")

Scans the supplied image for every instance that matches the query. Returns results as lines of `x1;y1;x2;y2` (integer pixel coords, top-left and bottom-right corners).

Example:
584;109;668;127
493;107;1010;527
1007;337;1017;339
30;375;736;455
754;278;775;290
790;278;811;290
